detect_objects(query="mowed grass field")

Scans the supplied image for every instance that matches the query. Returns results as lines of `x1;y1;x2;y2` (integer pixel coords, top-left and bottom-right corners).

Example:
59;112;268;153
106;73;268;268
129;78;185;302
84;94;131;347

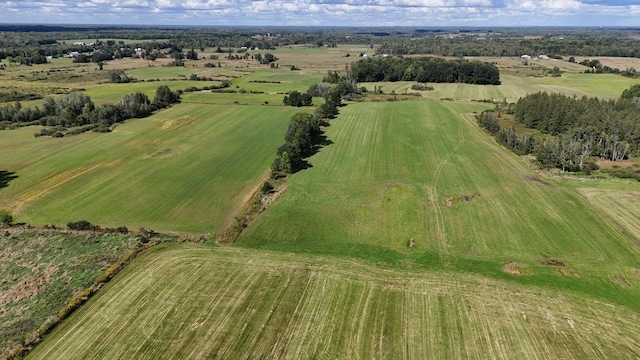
84;80;222;104
239;100;640;308
26;244;640;360
0;103;304;233
366;73;637;102
4;52;640;359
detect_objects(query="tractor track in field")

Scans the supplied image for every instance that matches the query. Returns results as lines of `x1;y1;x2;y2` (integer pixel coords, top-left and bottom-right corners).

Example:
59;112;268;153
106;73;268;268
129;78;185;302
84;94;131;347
12;134;98;172
428;104;466;251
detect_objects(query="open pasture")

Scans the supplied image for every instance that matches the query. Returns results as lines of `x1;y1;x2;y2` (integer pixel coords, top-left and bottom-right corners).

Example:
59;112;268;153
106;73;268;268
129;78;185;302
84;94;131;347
84;80;221;103
0;103;302;233
123;66;198;80
26;244;640;360
573;56;640;71
181;91;300;106
238;100;640;303
262;44;370;71
365;72;637;102
230;68;323;93
469;56;589;75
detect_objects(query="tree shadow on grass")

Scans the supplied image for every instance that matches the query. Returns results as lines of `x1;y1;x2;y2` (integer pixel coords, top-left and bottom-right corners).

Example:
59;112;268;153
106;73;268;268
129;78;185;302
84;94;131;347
292;133;334;173
0;170;18;189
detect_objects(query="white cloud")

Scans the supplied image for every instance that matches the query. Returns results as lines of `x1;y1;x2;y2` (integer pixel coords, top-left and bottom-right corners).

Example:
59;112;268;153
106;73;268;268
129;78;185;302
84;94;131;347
0;0;635;26
509;0;582;11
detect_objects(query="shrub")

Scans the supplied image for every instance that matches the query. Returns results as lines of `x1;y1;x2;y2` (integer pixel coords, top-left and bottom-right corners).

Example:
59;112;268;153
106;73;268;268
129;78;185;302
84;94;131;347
582;161;600;175
0;209;13;226
67;220;92;230
261;181;274;193
3;345;27;360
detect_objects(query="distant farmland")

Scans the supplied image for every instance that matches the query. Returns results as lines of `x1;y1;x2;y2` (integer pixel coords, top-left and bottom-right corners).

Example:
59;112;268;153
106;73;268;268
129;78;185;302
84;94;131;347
364;73;637;102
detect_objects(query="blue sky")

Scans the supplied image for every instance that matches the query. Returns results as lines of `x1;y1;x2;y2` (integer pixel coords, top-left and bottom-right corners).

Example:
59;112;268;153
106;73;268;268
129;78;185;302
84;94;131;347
2;0;639;26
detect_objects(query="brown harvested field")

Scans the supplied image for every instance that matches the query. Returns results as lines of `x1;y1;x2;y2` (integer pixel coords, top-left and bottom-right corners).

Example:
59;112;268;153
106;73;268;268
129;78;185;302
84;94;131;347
574;56;640;70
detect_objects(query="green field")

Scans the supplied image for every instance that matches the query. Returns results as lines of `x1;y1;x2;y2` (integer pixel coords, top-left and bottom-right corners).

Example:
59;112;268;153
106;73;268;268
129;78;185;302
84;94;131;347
3;48;640;359
23;98;640;360
366;73;637;102
26;244;640;360
0;103;304;233
230;68;323;93
125;67;207;81
84;81;221;103
236;99;640;311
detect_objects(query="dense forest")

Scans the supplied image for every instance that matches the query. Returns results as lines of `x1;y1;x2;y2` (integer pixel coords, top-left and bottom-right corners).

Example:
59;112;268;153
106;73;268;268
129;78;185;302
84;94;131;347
350;57;500;85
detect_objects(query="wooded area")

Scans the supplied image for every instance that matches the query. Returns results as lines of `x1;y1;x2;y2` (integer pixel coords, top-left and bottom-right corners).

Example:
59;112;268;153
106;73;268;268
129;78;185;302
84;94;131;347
477;85;640;173
350;57;500;85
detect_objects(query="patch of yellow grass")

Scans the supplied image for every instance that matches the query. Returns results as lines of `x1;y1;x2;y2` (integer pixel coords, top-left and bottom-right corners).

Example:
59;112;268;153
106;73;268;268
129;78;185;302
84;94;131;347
16;161;119;211
159;116;197;130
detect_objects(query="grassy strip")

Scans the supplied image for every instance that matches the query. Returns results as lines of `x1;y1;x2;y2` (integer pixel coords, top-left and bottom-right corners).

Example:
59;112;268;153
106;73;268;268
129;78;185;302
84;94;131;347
217;177;287;244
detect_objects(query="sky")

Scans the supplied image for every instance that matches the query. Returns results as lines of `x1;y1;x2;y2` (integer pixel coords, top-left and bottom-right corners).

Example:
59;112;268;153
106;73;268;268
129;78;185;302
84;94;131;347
1;0;639;27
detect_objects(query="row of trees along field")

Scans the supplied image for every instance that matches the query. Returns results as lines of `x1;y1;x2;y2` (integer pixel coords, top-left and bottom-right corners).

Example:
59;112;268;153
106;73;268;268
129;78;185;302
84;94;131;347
349;57;500;85
477;84;640;173
0;85;180;136
271;81;349;175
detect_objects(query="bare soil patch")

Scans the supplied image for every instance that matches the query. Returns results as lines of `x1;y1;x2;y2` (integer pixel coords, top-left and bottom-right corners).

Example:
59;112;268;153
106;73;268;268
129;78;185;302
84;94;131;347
503;262;521;275
524;175;554;187
502;262;531;275
557;269;581;278
442;192;480;207
632;268;640;280
539;253;565;266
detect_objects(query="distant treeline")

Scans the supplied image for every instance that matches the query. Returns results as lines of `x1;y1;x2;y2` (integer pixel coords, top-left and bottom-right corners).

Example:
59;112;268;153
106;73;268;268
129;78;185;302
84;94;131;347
0;85;180;136
349;57;500;85
377;37;640;58
476;85;640;173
